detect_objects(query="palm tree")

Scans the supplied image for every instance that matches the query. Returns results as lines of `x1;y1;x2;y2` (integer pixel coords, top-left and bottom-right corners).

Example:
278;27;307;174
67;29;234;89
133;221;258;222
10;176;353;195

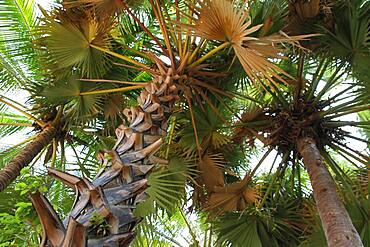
0;0;130;191
0;0;368;246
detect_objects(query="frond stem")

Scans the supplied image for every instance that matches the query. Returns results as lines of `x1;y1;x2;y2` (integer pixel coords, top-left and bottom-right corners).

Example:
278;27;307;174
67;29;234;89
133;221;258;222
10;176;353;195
90;44;149;69
188;42;230;68
78;85;145;96
0;97;44;127
0;122;32;127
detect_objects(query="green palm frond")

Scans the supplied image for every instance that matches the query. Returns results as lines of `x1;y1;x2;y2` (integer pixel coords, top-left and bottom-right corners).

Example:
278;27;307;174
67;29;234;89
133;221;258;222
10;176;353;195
0;0;40;90
132;212;185;247
135;158;190;217
214;194;308;247
63;0;148;15
0;112;32;139
42;78;104;123
358;110;370;148
36;7;112;78
214;212;263;247
322;0;370;81
176;105;230;157
0;52;28;91
250;0;288;36
65;142;101;178
0;0;38;57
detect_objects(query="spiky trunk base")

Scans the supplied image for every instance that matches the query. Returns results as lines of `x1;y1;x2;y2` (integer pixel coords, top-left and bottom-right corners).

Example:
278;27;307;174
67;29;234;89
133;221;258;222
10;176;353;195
297;137;363;247
30;68;178;246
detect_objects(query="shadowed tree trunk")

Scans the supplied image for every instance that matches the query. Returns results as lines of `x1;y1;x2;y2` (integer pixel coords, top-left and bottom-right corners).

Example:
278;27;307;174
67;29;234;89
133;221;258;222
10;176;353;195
0;125;56;192
297;137;363;247
30;66;179;246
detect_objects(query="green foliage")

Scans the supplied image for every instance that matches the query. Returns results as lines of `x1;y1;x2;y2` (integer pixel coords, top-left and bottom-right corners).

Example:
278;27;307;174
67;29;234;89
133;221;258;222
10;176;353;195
37;7;111;78
214;199;307;247
132;213;185;247
299;215;327;247
42;78;104;124
324;0;370;82
0;0;39;91
15;167;48;195
89;212;111;237
250;0;288;36
358;110;370;148
0;212;40;247
0;170;44;246
176;105;230;157
135;157;189;217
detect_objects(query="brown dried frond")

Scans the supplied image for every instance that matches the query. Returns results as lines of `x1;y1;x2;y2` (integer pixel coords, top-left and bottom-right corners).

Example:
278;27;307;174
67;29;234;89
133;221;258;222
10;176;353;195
204;174;258;217
234;32;312;86
189;0;254;42
233;107;266;145
198;153;226;193
290;0;321;21
186;0;312;86
286;0;334;36
103;94;125;121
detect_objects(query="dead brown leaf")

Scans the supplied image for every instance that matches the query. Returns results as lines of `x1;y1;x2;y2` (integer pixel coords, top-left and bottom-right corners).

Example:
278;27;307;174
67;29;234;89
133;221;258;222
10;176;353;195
198;153;225;192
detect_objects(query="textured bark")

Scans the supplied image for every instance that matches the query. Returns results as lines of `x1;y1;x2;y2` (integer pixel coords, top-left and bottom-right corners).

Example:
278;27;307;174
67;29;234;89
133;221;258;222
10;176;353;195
297;137;363;247
0;126;56;192
31;67;178;246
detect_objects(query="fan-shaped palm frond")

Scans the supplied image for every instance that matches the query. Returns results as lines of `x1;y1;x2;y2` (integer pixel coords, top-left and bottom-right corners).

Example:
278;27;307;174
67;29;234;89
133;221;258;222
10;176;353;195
42;78;104;123
135;157;190;217
324;0;370;72
185;0;310;87
213;173;310;247
204;173;258;218
36;7;112;78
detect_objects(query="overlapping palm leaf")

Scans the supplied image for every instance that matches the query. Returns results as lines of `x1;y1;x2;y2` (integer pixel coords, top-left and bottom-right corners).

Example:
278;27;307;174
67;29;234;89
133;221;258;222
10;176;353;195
184;0;311;87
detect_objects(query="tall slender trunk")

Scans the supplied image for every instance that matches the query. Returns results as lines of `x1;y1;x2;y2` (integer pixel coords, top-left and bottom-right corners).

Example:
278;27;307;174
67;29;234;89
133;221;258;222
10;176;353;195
30;68;177;246
0;126;56;192
297;137;363;247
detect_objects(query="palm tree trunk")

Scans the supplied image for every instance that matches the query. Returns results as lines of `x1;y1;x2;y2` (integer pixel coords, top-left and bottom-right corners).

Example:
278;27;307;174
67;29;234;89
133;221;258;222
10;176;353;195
0;125;56;192
30;68;177;246
297;137;363;247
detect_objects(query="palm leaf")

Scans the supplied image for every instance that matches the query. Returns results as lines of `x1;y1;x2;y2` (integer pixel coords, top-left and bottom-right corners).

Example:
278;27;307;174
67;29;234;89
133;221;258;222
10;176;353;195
185;0;310;87
36;7;112;78
0;112;32;139
42;78;104;123
135;158;189;217
0;0;39;90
